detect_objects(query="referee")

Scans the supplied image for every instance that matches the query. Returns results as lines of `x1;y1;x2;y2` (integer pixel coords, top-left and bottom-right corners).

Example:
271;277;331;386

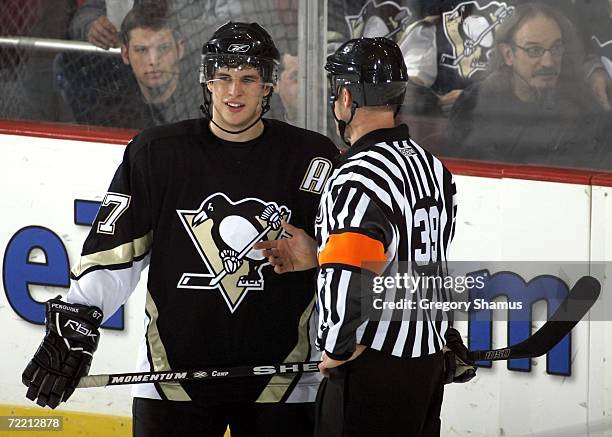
256;37;457;436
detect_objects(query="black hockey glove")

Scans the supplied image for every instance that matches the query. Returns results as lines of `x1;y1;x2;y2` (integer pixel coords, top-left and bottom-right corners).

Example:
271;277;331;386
443;327;477;384
22;296;103;408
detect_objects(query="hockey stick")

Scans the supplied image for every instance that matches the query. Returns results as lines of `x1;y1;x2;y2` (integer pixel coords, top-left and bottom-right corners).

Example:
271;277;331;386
468;275;600;361
77;276;599;388
77;361;320;388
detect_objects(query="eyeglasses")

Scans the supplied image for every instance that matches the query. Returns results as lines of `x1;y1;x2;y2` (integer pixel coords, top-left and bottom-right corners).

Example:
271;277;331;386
512;43;565;58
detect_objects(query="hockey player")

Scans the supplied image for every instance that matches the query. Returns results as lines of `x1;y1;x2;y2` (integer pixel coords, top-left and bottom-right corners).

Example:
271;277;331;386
256;37;458;436
22;22;337;437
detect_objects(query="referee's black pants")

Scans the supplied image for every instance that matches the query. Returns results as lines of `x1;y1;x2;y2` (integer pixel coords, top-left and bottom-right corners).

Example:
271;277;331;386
314;348;445;437
132;398;314;437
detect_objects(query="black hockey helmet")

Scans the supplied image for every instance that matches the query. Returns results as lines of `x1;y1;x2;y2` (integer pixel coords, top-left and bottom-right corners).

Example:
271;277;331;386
325;37;408;145
325;37;408;109
200;22;280;134
200;22;280;86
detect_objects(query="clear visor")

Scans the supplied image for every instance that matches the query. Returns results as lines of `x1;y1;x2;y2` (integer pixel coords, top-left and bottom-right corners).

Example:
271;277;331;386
200;53;279;86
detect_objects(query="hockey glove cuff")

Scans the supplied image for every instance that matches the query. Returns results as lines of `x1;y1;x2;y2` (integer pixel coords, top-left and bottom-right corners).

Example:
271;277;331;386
443;327;477;384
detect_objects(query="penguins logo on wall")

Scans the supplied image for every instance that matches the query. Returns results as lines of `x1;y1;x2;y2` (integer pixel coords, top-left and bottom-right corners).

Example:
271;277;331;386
177;193;290;313
345;0;415;43
440;1;514;79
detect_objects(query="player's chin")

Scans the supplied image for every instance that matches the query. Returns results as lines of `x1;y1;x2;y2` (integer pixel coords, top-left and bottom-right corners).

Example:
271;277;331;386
231;112;261;129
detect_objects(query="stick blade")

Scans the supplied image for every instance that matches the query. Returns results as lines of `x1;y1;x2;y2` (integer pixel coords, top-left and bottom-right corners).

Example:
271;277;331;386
549;275;601;323
469;276;600;361
517;275;601;357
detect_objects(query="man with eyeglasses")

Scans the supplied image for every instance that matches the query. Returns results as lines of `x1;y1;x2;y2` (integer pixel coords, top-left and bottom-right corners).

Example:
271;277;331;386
23;22;337;436
432;0;611;115
444;2;612;169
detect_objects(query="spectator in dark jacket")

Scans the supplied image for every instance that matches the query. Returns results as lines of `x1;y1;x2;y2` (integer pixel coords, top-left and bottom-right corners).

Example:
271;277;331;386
68;3;199;128
445;2;612;170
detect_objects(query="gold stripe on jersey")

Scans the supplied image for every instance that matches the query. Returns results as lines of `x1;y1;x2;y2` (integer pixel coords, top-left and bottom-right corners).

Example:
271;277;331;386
72;231;153;277
145;289;191;401
256;296;316;403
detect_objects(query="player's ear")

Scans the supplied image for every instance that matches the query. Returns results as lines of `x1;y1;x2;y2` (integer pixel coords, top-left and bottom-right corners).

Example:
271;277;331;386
340;87;352;109
263;84;272;97
207;80;214;93
120;44;130;65
176;38;186;61
498;43;514;66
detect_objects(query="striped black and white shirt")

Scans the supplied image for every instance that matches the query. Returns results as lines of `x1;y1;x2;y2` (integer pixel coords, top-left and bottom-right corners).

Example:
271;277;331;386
315;124;457;360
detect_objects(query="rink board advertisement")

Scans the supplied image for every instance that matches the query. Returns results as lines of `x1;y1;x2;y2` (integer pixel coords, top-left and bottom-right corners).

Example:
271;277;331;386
1;130;611;436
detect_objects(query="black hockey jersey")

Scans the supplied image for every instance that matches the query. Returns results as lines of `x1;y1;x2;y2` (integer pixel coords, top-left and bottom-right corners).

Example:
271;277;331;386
327;0;439;86
67;118;337;405
583;0;612;78
433;0;516;93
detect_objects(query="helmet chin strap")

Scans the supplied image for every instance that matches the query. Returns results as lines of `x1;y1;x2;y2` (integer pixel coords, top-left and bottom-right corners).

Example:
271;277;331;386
201;104;264;135
331;100;357;146
200;93;271;135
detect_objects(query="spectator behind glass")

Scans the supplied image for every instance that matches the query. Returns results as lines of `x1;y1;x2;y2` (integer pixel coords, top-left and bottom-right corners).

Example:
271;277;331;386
120;3;184;107
274;52;299;124
432;0;610;115
58;3;197;129
70;0;135;49
580;0;612;111
444;2;612;170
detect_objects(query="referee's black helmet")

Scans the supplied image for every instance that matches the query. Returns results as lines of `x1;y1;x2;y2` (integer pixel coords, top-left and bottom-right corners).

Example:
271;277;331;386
325;37;408;108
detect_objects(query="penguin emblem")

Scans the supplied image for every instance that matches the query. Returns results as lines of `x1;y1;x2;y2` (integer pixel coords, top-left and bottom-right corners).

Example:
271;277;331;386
345;0;415;44
440;1;514;79
177;193;290;312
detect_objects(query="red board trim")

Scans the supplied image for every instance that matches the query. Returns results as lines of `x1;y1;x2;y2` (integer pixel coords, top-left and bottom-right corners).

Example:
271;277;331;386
1;119;611;186
0;119;136;145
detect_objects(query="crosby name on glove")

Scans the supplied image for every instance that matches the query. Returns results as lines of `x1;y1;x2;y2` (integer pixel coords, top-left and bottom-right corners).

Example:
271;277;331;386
22;296;103;408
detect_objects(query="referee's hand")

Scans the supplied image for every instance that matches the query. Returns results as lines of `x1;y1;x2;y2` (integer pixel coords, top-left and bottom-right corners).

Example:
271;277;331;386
254;220;318;273
319;345;367;377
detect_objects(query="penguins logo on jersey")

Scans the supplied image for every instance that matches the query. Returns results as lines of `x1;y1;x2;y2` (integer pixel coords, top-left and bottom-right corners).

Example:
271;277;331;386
440;1;514;79
177;193;291;313
591;35;612;77
345;0;415;44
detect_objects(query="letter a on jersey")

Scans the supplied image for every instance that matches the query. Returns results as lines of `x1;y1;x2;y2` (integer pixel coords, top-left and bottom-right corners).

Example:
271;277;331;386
177;193;291;312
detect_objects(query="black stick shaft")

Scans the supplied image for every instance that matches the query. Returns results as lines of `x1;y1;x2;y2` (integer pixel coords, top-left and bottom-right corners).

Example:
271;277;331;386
78;361;321;388
79;277;600;387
